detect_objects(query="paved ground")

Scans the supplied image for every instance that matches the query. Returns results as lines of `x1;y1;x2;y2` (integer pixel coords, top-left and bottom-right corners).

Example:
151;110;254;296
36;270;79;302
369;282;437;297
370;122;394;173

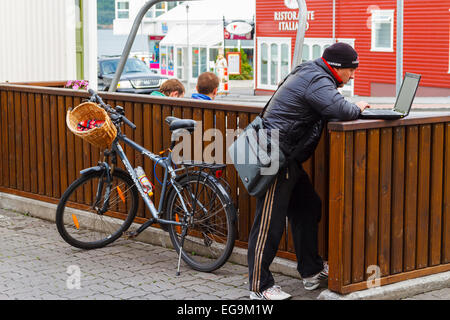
0;207;325;300
0;207;448;300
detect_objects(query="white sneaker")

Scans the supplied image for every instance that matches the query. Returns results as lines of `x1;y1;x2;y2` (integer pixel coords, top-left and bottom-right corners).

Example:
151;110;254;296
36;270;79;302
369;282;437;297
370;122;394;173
250;285;292;300
302;261;329;291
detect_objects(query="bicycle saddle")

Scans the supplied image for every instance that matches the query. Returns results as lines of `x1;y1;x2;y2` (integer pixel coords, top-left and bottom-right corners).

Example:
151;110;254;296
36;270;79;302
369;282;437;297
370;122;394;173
165;116;197;132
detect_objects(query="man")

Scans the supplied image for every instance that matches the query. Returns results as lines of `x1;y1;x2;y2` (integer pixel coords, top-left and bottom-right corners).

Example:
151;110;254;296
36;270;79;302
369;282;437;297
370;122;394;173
150;79;185;98
248;42;369;300
191;72;220;100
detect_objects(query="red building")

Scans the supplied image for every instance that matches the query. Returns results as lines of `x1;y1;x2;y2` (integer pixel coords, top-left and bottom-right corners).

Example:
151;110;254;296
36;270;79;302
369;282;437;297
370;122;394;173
255;0;450;97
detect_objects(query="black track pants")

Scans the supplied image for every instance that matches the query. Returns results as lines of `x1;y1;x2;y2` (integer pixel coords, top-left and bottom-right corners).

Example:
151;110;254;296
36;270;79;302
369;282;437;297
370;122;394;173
248;161;324;293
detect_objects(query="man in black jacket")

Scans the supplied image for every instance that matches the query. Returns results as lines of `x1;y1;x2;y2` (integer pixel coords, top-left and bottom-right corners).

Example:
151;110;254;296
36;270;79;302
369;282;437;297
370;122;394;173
248;42;369;300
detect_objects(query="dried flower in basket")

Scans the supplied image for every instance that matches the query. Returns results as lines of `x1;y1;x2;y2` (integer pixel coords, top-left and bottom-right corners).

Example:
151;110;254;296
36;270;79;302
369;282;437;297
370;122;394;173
65;80;89;90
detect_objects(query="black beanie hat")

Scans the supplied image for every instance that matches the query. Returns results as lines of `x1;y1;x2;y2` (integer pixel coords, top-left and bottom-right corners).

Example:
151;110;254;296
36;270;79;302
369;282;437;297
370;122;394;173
322;42;359;69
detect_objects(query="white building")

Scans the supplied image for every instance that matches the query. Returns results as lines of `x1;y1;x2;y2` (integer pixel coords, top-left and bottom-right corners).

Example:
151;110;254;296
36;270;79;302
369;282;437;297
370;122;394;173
0;0;98;88
113;0;255;86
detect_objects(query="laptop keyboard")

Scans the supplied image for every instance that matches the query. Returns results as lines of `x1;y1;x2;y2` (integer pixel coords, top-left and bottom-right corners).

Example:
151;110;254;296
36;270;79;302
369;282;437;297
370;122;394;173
362;109;402;116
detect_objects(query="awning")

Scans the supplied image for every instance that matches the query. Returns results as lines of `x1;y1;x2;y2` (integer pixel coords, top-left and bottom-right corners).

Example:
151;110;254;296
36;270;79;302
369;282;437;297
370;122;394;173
159;24;223;47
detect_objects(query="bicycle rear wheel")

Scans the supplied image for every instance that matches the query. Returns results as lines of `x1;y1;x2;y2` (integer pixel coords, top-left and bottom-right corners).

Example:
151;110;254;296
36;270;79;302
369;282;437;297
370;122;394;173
56;168;139;249
165;172;236;272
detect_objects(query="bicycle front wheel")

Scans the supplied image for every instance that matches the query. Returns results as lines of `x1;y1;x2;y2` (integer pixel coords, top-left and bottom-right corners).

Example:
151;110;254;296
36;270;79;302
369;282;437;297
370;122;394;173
165;172;236;272
56;168;139;249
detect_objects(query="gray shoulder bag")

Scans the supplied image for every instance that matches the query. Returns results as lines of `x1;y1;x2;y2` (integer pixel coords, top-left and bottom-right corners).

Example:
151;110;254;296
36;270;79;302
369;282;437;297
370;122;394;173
227;75;290;198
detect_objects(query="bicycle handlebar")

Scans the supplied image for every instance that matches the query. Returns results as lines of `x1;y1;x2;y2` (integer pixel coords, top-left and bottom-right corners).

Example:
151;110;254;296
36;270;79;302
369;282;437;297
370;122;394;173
88;89;136;130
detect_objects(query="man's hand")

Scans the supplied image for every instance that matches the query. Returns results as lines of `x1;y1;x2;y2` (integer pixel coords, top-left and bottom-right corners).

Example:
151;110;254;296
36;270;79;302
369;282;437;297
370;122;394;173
355;101;370;112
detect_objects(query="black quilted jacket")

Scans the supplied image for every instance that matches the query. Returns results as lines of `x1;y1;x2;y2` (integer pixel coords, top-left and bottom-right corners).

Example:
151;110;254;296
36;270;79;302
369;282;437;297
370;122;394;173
262;58;361;163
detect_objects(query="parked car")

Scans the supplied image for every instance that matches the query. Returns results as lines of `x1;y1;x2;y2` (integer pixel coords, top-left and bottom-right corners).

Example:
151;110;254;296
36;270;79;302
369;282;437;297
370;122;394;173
98;57;167;94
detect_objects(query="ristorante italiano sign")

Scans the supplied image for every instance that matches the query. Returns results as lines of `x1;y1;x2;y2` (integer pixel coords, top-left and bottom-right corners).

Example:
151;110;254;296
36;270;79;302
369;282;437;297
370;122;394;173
274;10;315;31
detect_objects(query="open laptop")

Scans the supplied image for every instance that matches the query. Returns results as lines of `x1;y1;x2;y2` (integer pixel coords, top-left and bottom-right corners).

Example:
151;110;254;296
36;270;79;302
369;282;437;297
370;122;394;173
359;73;421;120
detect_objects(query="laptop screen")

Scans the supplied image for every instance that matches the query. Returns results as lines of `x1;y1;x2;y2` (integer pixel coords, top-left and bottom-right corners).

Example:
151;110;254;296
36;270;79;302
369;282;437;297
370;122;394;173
394;73;421;114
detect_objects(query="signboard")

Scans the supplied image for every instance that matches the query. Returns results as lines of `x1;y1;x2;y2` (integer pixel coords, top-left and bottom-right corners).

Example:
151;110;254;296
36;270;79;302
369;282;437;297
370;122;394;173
226;21;253;35
227;52;241;75
224;21;254;40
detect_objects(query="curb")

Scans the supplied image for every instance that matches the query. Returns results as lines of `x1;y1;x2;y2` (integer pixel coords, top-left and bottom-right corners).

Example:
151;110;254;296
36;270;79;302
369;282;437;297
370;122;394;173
0;192;300;280
318;271;450;300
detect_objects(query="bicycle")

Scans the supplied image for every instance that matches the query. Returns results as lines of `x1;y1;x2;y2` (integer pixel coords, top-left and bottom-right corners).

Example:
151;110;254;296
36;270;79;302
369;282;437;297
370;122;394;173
56;89;237;274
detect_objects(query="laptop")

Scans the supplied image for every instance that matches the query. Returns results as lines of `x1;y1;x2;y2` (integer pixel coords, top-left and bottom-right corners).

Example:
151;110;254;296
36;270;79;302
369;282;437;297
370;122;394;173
359;72;421;120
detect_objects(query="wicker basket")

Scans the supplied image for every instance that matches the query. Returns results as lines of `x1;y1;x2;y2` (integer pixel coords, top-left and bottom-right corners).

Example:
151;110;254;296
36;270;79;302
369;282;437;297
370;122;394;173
66;102;117;149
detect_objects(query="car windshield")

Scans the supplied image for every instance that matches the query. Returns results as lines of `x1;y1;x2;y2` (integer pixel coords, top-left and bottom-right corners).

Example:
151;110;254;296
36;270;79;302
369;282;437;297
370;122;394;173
100;58;150;75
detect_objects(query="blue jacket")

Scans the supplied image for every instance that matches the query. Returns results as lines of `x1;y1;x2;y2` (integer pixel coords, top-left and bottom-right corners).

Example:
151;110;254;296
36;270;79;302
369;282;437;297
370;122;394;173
263;58;361;163
191;93;212;100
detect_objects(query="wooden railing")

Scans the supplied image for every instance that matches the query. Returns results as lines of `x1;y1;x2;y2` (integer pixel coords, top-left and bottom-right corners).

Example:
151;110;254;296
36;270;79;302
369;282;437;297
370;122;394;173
0;83;329;263
327;113;450;294
1;83;448;294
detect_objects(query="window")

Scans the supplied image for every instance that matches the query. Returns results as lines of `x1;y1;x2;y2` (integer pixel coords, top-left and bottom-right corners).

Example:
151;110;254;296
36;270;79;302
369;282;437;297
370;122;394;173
116;1;129;19
144;2;184;20
258;38;291;89
371;10;394;52
177;48;184;79
191;47;207;79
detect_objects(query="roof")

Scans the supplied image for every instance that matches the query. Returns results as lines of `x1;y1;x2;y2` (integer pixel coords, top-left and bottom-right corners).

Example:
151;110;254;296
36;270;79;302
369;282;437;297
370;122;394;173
159;23;223;47
155;0;255;22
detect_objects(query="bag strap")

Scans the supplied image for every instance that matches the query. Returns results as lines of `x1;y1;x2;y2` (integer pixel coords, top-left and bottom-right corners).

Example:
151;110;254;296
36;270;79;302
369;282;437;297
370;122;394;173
259;71;294;118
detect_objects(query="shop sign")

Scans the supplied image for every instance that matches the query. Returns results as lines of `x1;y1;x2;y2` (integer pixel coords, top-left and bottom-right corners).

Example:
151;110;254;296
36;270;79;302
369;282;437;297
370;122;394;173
227;52;241;75
226;21;253;35
273;10;315;31
224;21;254;40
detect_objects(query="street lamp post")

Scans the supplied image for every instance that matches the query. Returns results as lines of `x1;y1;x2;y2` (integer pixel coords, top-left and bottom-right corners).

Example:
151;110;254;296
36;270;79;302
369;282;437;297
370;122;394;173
292;0;308;70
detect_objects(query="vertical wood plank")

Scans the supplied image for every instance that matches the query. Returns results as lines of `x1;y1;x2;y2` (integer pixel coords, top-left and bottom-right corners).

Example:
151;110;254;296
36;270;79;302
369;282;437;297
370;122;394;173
378;128;392;277
35;94;45;195
7;91;16;189
442;123;450;263
134;103;145;218
328;130;346;293
21;93;30;193
352;130;366;283
28;93;38;194
42;94;53;197
65;96;76;193
0;90;3;188
391;126;405;274
365;129;379;279
416;125;431;269
14;92;23;190
142;103;153;219
343;131;354;285
404;126;418;272
50;95;61;198
315;133;328;259
56;95;68;196
152;104;163;206
429;123;444;266
193;107;203;163
73;96;83;202
1;90;9;187
237;112;250;242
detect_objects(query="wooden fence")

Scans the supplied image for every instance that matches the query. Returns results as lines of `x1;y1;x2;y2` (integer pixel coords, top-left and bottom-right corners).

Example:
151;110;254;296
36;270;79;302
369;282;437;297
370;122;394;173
0;83;329;263
328;114;450;293
1;83;449;294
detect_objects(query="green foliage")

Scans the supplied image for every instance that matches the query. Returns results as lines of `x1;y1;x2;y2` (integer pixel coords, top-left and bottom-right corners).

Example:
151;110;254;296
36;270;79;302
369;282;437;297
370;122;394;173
97;0;115;26
225;48;254;80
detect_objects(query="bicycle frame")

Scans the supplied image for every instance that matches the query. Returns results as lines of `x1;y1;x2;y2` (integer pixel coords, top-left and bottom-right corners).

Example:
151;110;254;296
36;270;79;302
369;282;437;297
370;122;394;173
107;130;188;231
